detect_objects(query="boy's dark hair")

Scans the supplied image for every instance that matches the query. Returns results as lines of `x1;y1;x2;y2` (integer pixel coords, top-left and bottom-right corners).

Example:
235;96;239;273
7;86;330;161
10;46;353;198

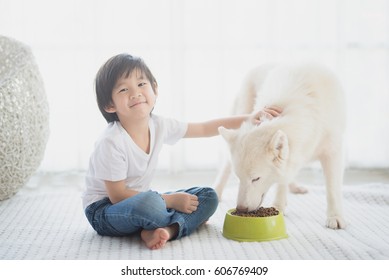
95;53;157;123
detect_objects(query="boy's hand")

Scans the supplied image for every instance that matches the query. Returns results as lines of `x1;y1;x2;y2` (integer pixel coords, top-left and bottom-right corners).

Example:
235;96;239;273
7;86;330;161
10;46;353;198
162;193;199;214
252;106;282;125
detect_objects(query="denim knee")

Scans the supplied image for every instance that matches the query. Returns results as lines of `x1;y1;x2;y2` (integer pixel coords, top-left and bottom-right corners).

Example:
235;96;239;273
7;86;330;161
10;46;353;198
173;187;219;239
125;191;168;218
199;187;219;215
134;191;165;208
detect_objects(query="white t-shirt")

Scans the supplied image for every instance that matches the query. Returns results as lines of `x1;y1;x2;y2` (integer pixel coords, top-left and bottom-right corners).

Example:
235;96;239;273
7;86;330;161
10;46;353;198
82;114;188;209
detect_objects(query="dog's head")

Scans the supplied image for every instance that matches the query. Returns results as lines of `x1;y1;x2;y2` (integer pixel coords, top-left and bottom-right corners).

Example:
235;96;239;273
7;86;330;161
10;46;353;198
219;123;289;212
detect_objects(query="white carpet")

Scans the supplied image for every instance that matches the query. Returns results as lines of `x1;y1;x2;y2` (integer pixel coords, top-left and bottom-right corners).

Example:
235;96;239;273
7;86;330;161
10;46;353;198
1;171;389;260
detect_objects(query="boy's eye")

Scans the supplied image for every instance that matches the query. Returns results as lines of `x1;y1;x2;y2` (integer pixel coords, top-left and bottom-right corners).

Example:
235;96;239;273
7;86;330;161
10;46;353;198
138;82;147;87
119;88;128;93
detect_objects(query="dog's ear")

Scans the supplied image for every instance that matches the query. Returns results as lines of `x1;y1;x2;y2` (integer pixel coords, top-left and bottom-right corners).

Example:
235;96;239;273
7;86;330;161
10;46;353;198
269;130;289;167
218;126;238;144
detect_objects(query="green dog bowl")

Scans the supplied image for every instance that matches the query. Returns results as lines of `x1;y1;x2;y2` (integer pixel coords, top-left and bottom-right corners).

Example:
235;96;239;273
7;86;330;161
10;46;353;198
222;208;288;242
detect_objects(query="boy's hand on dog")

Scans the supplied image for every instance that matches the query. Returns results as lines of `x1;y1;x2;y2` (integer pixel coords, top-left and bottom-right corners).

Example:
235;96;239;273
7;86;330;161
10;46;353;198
252;106;282;125
162;193;199;213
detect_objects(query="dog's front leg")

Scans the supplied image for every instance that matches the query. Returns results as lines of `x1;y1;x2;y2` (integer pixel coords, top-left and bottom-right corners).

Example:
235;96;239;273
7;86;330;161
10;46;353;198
273;183;287;213
214;160;232;201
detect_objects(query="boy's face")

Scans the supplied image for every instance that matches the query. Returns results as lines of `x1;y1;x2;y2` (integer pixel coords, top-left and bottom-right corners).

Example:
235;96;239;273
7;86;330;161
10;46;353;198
105;69;158;123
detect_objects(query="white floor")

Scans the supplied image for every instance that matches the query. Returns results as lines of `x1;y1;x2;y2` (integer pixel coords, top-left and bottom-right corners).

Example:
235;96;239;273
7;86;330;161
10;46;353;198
0;168;388;260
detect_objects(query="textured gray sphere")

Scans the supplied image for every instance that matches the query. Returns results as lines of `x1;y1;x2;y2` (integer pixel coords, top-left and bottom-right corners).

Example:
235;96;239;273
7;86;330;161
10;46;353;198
0;36;49;200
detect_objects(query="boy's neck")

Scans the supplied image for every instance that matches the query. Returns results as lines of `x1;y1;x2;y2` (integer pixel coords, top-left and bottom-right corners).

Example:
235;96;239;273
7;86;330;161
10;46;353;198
120;117;151;154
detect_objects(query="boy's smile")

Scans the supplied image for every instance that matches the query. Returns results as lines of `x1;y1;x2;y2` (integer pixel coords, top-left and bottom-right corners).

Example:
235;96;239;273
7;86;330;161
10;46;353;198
129;95;147;108
129;101;146;108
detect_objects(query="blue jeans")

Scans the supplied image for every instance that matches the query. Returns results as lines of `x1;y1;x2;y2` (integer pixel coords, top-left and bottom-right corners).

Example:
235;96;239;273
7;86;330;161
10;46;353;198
84;187;218;239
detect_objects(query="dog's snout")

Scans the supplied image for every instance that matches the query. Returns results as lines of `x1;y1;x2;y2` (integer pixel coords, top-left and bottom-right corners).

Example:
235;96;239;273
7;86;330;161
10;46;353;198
236;206;249;213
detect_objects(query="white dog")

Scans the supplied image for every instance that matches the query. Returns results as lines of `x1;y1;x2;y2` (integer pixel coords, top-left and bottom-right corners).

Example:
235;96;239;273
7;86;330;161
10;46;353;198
215;63;346;229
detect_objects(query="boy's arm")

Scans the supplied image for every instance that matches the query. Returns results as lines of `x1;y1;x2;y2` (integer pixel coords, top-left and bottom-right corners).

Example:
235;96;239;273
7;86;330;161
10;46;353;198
104;180;140;204
184;115;250;138
184;106;282;138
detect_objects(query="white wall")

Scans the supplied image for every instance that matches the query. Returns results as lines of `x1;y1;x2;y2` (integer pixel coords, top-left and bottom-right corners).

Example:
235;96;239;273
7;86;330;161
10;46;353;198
1;0;388;171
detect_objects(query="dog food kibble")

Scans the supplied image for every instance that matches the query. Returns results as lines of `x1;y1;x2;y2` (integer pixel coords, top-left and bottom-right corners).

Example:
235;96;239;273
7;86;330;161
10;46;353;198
231;207;279;217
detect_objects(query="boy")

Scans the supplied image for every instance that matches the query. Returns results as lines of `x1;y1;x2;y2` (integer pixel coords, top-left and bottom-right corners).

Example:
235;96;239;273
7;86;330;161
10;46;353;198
82;53;281;249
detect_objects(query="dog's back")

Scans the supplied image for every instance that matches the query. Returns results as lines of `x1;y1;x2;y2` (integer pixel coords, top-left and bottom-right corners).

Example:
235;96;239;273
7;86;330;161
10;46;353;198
260;63;345;154
234;63;345;161
238;63;345;128
257;63;345;128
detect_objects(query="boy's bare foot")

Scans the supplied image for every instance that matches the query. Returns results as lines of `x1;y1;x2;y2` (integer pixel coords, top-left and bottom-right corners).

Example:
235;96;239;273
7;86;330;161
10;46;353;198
141;224;178;250
141;228;169;250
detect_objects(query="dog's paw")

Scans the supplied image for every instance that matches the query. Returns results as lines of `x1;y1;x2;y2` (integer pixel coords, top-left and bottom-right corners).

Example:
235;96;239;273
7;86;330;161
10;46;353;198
288;182;308;194
326;216;346;229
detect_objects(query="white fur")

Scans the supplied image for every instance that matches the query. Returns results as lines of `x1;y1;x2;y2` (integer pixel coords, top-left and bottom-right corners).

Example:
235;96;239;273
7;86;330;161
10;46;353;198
216;63;346;229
